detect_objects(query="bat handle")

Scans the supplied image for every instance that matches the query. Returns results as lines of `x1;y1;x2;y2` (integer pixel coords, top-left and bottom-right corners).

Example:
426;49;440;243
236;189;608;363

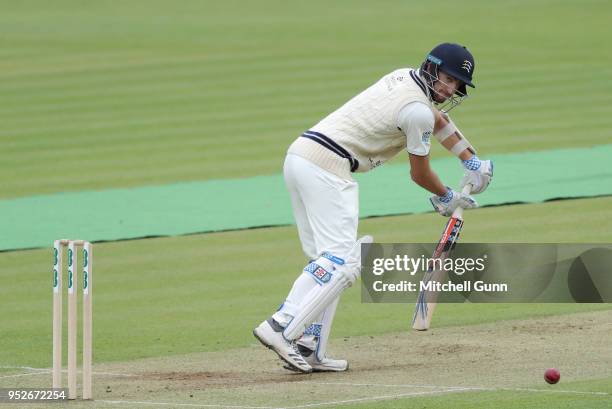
451;184;473;218
461;183;472;195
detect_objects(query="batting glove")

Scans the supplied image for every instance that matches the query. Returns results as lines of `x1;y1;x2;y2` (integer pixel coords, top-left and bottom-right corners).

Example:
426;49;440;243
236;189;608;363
430;187;478;217
461;155;493;194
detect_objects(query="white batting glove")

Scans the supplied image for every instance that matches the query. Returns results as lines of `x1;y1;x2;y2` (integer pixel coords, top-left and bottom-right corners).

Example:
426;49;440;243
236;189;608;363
461;155;493;194
430;187;478;217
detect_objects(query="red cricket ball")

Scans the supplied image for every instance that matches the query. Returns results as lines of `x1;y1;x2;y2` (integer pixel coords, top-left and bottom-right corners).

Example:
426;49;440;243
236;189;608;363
544;368;560;384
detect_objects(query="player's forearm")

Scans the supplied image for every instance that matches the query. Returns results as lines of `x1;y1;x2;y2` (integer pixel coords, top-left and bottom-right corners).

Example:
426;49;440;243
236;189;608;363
410;168;447;196
433;110;474;161
440;134;473;160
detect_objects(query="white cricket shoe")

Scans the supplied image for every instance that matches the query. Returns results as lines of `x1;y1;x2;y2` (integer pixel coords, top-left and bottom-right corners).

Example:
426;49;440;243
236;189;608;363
284;344;349;372
253;319;312;374
305;355;349;372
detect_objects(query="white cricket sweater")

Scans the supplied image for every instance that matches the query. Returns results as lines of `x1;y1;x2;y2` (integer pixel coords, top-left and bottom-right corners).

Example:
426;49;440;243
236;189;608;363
288;68;434;180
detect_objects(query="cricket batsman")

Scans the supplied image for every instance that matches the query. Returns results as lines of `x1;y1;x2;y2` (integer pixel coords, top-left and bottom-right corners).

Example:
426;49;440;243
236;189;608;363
254;43;494;373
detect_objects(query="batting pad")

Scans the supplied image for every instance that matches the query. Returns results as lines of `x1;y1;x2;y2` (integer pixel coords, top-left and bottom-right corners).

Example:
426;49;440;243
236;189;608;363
1;144;611;251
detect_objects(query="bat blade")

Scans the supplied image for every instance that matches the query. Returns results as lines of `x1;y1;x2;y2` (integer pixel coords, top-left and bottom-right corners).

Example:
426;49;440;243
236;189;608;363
412;215;464;331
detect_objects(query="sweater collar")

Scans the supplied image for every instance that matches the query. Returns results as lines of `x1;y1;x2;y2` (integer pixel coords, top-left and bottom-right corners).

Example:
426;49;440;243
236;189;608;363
410;69;430;100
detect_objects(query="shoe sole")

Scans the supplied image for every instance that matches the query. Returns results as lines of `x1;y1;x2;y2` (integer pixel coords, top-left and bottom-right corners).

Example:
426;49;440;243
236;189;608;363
283;364;349;373
253;329;312;374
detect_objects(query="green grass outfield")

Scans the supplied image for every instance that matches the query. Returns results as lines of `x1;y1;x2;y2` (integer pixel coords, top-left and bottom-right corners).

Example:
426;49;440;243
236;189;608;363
1;1;611;408
1;0;611;198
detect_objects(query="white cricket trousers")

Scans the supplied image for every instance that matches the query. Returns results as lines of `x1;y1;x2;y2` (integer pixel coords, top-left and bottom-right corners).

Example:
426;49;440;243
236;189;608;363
283;153;359;260
274;154;359;354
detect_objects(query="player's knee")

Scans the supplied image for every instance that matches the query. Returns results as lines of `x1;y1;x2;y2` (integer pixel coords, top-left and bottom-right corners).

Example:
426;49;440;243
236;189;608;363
303;252;354;286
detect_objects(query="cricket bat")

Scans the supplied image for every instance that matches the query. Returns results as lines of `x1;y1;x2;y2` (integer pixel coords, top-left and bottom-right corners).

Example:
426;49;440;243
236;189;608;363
412;184;472;331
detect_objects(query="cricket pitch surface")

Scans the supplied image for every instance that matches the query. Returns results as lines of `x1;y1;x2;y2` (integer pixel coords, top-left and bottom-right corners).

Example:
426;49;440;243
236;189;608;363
2;310;611;408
